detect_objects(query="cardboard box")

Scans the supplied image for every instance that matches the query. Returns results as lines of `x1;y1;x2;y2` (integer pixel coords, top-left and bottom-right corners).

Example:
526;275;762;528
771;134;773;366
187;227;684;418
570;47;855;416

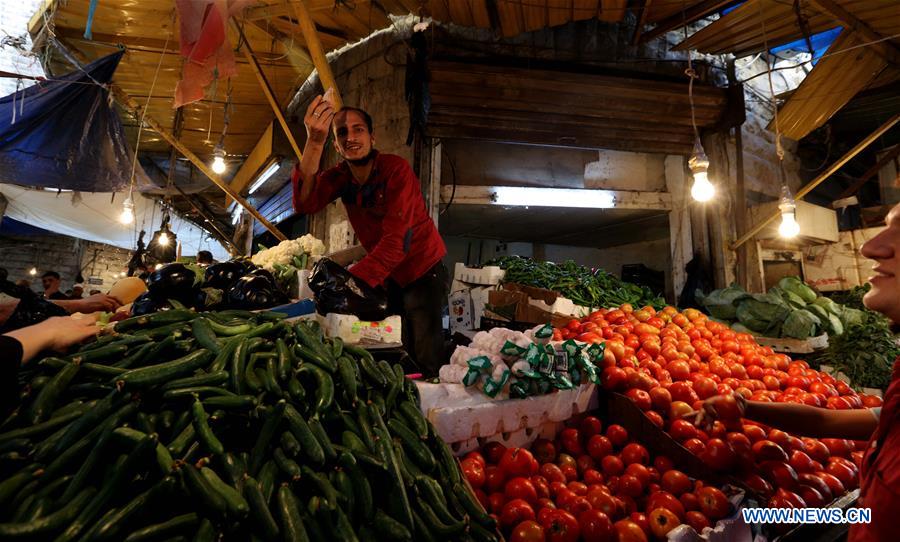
316;313;402;346
803;227;885;291
448;290;474;333
487;284;581;326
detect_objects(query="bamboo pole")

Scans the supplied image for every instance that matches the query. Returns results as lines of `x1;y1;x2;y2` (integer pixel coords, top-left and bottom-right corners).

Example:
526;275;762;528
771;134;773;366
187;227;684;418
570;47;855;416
730;112;900;250
292;0;343;109
235;22;303;162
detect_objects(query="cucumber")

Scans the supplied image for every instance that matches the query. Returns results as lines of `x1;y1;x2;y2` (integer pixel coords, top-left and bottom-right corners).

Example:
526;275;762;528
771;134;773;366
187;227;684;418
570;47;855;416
244;353;266;393
123;513;199;542
293;346;337;374
191;519;217;542
331;468;354;516
230;337;249;395
263;357;283;398
286;377;305;403
341;430;368;454
0;471;34;509
258;460;278;504
469;522;501;542
115;350;213;389
388;417;436;473
453;483;496;527
200;466;249;518
209;336;240;373
416;498;467;536
249;400;286;476
90;476;176;541
338;452;373;521
372;509;412;542
58;424;115;502
276;485;310;542
307;416;336;462
219;452;246;488
182;463;229;519
368;405;413;530
333;506;359;542
111;427;175;475
0;487;95;539
272;447;302;480
202;395;257;411
416;476;462;524
336;356;358;406
411;507;437;542
192;318;221;353
161;371;229;391
114;309;195;333
192;398;224;456
284;404;324;466
243;476;280;541
275;338;292;382
300;466;339;509
114;340;164;369
296;364;333;414
280;431;301;457
398;401;428;439
357;356;386;389
163;387;235;401
67;343;129;364
0;405;88;443
29;361;80;424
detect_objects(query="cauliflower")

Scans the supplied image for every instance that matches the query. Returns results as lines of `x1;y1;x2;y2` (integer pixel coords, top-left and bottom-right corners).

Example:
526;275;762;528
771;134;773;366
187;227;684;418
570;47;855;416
251;235;326;270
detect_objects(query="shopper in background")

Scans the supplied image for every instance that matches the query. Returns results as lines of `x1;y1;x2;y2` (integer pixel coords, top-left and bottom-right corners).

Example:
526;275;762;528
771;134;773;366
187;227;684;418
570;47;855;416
15;279;31;290
41;271;68;300
1;315;101;417
197;250;214;265
292;95;448;376
702;203;900;542
70;284;84;299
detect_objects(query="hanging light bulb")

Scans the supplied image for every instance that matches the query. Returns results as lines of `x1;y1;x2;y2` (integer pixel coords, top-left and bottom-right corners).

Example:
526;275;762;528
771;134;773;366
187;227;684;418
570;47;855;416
778;185;801;238
211;147;227;175
119;194;135;225
158;232;170;246
688;138;714;202
29;267;37;276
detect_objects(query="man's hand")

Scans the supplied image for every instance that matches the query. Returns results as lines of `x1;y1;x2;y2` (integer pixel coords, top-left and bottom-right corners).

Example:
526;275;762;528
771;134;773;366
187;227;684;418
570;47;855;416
696;392;747;429
305;95;335;144
65;294;122;314
4;316;101;363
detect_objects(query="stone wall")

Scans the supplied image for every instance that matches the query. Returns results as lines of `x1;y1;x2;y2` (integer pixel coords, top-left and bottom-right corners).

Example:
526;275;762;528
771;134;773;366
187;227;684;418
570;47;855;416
0;0;45;96
0;232;132;292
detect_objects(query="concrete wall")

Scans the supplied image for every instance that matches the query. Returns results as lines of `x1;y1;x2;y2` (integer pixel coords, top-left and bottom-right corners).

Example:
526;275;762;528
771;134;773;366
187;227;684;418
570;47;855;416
0;232;132;292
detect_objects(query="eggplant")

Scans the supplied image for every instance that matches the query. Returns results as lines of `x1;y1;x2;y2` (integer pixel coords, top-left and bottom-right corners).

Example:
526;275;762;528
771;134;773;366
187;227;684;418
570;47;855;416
204;260;256;291
146;263;200;303
227;273;288;310
130;291;174;316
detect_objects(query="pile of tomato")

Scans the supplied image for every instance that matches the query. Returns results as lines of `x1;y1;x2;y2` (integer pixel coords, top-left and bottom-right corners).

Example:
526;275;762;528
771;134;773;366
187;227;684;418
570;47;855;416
461;417;732;542
551;304;882;510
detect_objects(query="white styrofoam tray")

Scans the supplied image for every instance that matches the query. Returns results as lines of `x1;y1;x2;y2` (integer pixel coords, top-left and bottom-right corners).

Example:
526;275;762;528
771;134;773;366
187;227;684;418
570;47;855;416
453;262;506;286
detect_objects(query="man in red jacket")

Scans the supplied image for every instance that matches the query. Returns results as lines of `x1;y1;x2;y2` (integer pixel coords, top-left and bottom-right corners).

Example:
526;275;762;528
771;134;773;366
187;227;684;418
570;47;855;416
292;94;448;375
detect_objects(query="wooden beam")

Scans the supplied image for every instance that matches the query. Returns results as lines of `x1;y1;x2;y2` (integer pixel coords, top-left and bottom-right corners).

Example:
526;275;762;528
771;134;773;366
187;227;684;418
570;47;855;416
27;0;56;36
235;23;304;164
639;0;736;44
730;113;900;250
806;0;900;65
227;123;276;206
838;144;900;199
292;0;343;109
631;0;652;46
440;185;673;211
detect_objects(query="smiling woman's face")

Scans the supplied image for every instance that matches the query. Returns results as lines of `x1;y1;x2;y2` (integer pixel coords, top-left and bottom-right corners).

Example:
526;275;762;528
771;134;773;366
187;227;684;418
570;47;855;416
332;110;373;162
862;204;900;324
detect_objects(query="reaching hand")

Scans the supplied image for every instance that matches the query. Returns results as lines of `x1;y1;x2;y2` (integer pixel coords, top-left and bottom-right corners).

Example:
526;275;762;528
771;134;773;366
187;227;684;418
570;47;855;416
71;294;122;314
696;392;747;429
305;95;335;144
4;316;102;363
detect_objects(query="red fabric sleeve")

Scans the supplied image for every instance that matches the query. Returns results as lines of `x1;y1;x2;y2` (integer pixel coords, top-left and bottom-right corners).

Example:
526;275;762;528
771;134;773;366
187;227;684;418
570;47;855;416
348;160;419;287
291;163;342;215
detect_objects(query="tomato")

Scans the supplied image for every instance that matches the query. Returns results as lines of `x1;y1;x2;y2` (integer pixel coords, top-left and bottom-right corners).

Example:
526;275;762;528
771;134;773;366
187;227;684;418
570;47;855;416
506;477;539;504
696;486;730;520
661;469;692;496
587;487;619;517
579;416;603;438
768;488;806;509
564;496;592;516
685;510;711;532
861;394;884;408
700;439;736;472
683;438;706;456
789;450;814;473
601;455;624;476
613;519;648;542
742;424;767;443
625;389;652;411
586;435;614;462
758;461;799;491
485;466;507;493
475;488;489;509
668;419;698;441
501;448;538;477
815;471;846;497
798;473;833;502
621;443;649;466
489;492;507;513
617;474;643;498
557;453;577;470
539;509;580;542
825;460;858;489
532;439;558;464
799;485;826;507
578;509;614;542
483;441;507;465
510;520;545;542
624;464;650;488
559;429;583;456
668;401;694;421
646;491;685;520
532;476;551;500
645;410;665;428
465;451;487;468
583;469;604;486
561;465;579;482
541;463;566;484
501;498;536;529
752;440;789;463
647;386;672;412
577;454;596;474
602;367;627;391
648;507;680;538
821;438;854;458
654;455;674;473
679;492;700;512
606;425;629;447
461;458;486;489
741;473;774;498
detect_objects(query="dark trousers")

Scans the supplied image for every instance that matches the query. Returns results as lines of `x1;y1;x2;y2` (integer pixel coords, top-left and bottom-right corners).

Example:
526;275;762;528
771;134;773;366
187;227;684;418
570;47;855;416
387;262;449;377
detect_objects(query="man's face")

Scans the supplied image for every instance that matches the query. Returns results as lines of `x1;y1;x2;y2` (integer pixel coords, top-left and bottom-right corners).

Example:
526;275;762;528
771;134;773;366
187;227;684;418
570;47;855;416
72;286;83;297
862;204;900;323
332;111;374;162
42;276;59;292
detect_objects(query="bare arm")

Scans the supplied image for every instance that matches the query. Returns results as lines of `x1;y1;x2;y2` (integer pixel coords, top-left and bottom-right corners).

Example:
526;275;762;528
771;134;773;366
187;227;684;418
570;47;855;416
4;316;101;363
744;401;877;440
295;95;336;205
329;245;367;267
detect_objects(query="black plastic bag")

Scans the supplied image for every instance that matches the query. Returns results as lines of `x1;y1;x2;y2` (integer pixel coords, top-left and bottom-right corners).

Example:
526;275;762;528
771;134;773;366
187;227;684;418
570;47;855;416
0;275;68;332
308;258;389;321
227;269;288;310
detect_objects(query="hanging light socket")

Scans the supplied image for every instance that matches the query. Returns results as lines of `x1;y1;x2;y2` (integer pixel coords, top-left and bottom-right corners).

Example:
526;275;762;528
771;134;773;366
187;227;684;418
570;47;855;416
688;138;715;202
778;185;801;238
211;147;227;175
119;194;135;225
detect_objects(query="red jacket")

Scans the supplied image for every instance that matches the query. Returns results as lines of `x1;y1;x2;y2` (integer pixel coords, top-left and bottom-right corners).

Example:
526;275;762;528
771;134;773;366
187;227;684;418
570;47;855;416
292;152;446;288
851;357;900;542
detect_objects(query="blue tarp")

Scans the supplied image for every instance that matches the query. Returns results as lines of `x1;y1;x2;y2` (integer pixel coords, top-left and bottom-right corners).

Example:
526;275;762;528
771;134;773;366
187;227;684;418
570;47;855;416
771;27;842;65
0;51;138;192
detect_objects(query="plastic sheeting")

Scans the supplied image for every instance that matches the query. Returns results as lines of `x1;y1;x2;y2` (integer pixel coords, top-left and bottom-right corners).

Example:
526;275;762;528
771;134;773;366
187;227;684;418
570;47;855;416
0;183;229;260
0;51;149;192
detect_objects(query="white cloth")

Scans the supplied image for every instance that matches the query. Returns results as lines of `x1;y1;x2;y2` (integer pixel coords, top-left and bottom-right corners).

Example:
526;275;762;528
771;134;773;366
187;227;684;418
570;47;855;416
0;184;229;260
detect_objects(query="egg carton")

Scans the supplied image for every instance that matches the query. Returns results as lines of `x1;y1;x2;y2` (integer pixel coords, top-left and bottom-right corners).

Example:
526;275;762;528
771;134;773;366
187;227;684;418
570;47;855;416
453;262;506;286
527;296;593;318
415;381;598;448
447;420;566;456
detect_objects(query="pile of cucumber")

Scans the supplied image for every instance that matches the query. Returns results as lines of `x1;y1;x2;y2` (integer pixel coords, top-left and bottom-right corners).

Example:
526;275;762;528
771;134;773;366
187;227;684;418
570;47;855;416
0;309;498;541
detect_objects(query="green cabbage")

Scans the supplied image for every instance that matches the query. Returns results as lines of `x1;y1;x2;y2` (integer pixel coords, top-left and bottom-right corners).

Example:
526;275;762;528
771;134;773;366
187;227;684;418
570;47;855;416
697;283;750;320
813;296;842;316
778;276;817;304
825;313;844;336
840;307;866;328
735;297;791;333
782;309;821;339
806;304;830;323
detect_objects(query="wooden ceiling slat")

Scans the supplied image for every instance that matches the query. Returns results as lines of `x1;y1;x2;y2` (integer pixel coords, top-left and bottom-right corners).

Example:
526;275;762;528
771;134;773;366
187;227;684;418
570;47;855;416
598;0;626;23
496;0;525;37
448;0;476;27
520;0;548;33
572;0;597;21
469;0;494;28
428;0;453;23
546;0;570;27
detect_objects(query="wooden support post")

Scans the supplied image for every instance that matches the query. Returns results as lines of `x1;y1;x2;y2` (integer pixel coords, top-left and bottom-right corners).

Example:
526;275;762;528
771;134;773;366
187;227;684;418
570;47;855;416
234;23;303;162
292;0;343;109
665;155;692;302
49;37;287;241
731;113;900;251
